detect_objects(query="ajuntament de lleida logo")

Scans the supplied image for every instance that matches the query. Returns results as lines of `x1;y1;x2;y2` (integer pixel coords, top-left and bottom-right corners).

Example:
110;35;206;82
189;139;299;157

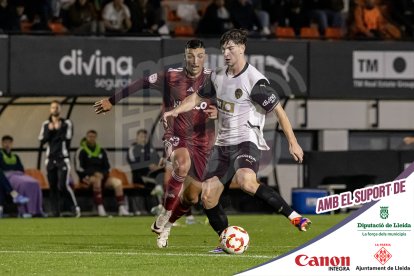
380;206;389;219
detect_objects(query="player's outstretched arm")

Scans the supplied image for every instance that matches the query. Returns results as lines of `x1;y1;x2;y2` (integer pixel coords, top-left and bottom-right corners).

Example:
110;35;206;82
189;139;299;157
274;104;304;163
94;99;113;114
162;92;202;121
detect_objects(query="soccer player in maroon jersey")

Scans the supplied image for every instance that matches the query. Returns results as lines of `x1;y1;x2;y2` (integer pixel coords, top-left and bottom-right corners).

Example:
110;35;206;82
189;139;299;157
94;39;217;248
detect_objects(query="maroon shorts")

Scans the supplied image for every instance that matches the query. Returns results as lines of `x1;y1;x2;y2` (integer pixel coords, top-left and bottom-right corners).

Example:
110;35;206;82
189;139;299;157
164;136;211;182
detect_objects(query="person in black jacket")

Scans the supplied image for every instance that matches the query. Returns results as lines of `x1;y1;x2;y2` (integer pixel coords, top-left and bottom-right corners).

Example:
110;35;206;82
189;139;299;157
127;129;162;185
75;130;130;216
197;0;233;35
38;100;80;217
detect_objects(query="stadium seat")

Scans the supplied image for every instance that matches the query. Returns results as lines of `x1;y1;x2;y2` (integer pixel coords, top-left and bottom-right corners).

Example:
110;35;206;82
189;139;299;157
20;20;32;33
167;8;181;22
300;27;320;39
325;27;343;39
274;27;296;38
174;25;195;37
109;168;145;189
48;22;67;34
25;169;49;190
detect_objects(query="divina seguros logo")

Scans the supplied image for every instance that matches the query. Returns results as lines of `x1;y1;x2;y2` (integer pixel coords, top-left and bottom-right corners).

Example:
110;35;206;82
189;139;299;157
59;49;133;91
295;254;351;271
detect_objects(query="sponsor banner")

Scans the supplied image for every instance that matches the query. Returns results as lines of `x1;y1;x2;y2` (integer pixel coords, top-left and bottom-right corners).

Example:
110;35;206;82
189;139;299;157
310;41;414;99
162;38;308;98
0;36;8;96
238;163;414;275
10;36;162;96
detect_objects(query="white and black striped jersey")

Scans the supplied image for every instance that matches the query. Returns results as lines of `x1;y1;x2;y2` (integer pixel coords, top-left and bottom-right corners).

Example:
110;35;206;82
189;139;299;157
198;63;280;150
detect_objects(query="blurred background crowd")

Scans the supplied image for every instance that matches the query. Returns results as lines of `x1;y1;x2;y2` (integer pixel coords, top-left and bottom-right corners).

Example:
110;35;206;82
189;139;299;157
0;0;413;39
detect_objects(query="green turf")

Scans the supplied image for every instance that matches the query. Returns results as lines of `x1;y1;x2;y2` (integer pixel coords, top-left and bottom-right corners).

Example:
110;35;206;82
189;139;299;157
0;214;348;275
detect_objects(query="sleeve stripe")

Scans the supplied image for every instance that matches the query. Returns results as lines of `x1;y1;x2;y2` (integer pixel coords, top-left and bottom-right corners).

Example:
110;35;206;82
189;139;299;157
128;146;136;162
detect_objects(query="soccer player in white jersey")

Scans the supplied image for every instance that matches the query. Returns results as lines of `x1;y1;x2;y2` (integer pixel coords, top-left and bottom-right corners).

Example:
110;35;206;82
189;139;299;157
162;29;311;247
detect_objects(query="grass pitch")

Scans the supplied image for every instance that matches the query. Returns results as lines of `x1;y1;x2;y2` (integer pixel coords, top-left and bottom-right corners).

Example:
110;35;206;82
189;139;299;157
0;214;347;275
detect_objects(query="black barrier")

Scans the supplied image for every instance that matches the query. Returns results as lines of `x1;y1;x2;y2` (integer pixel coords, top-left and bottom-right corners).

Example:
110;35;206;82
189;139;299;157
400;151;414;171
162;38;308;98
6;37;414;98
310;41;414;99
10;36;162;96
304;151;401;189
0;36;8;96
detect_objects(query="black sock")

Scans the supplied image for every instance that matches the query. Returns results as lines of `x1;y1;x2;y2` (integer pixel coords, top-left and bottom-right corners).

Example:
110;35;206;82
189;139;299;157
204;204;228;236
254;184;293;217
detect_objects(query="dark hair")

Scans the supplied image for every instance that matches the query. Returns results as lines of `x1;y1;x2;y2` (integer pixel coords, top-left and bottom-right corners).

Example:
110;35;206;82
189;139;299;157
220;29;248;47
50;100;61;105
137;129;148;135
87;130;97;135
185;39;205;50
1;135;13;142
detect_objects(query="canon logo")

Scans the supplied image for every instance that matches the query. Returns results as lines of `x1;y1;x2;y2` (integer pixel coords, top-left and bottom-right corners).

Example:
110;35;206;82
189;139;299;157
59;50;133;76
295;254;350;267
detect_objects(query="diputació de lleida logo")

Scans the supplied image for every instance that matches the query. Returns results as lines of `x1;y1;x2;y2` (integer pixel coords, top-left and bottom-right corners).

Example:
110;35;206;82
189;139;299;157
380;206;389;219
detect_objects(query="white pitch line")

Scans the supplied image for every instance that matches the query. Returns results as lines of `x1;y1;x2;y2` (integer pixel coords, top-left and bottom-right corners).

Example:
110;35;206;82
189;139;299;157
0;250;276;259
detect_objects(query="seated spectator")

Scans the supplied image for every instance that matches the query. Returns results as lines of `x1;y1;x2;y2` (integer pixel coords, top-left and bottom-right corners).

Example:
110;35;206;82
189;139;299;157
0;169;29;218
196;0;233;35
175;1;200;28
265;0;308;36
127;129;163;185
305;0;345;36
229;0;267;35
50;0;75;20
75;130;130;216
382;0;414;38
0;0;21;32
24;0;51;31
67;0;104;34
102;0;132;33
127;129;163;213
349;0;401;39
128;0;163;34
0;135;44;217
249;0;271;35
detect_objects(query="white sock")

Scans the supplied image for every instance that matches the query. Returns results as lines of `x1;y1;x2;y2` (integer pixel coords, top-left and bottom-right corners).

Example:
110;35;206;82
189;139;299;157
288;211;301;220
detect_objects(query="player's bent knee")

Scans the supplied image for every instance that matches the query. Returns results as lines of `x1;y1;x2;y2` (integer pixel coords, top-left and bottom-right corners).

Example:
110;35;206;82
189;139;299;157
111;178;122;189
236;169;259;194
172;160;191;176
183;195;198;206
172;153;191;175
201;194;218;209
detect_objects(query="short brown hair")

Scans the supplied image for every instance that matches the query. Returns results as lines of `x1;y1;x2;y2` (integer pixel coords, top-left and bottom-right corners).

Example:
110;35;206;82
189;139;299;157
1;135;13;142
220;29;248;47
137;129;147;135
87;130;97;135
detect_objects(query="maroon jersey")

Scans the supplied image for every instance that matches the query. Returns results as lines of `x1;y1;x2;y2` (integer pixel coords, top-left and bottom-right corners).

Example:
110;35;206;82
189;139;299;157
109;67;215;150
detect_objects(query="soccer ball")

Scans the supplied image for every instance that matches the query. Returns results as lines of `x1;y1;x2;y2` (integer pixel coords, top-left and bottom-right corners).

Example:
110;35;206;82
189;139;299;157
219;226;250;254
